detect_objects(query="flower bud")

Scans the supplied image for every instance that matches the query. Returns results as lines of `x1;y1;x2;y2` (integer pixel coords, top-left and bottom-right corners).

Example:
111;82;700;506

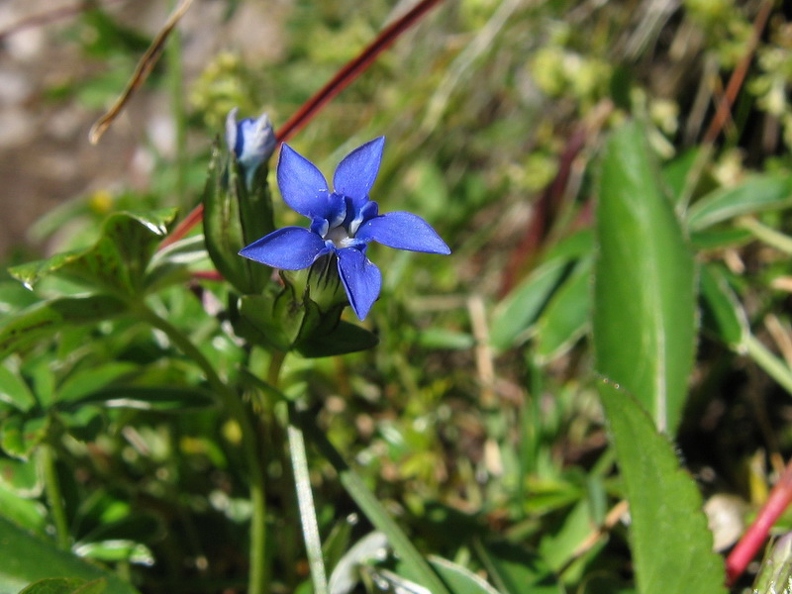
203;109;276;295
283;254;349;316
225;108;277;190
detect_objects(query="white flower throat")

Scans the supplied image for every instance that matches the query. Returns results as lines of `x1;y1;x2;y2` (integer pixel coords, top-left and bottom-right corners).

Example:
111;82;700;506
322;196;365;248
325;224;355;248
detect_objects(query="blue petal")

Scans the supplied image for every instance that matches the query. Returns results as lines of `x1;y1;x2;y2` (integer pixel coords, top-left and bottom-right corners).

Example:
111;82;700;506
356;212;451;254
239;227;326;270
333;137;385;209
336;248;382;320
237;115;276;169
277;144;333;219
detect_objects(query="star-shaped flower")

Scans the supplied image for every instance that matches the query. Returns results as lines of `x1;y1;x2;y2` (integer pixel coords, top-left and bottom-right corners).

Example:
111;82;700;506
239;137;450;320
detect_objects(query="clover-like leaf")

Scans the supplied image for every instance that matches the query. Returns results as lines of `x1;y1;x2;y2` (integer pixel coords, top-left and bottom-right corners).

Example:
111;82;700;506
9;210;177;296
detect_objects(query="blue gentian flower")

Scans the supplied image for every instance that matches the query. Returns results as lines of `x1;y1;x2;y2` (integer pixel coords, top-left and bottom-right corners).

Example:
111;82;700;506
239;137;451;320
225;108;277;190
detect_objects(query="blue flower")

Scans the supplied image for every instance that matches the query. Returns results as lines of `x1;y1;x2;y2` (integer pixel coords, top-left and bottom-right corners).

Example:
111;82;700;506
225;108;277;189
239;137;451;320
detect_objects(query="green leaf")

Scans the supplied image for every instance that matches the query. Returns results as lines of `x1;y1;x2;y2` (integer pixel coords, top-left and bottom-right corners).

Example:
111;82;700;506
491;230;593;351
537;499;597;575
0;282;39;314
0;296;128;361
597;380;726;594
593;121;696;434
77;513;161;552
8;210;177;296
374;556;503;594
534;257;592;364
428;557;501;594
0;483;47;534
0;364;36;412
414;328;476;350
690;227;753;250
73;540;153;566
661;148;700;205
327;531;387;594
71;579;107;594
699;265;747;349
0;416;48;460
18;577;103;594
56;363;137;403
474;540;562;594
0;516;139;594
490;259;569;351
296;320;378;358
365;568;430;594
143;235;207;293
59;386;216;412
0;457;41;496
686;175;792;231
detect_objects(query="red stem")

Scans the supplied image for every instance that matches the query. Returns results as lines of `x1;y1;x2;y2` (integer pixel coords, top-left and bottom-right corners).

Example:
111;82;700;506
160;0;445;249
703;0;773;144
725;460;792;586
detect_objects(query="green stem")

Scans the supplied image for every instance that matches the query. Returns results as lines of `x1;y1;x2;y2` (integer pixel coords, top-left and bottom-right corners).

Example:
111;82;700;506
744;333;792;396
293;409;452;594
40;442;70;551
135;303;269;594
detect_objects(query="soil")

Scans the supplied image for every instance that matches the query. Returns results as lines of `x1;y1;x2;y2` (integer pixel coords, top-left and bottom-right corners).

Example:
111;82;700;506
0;0;286;259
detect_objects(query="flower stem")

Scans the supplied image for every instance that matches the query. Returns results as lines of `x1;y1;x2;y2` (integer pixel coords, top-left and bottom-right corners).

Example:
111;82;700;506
39;442;70;551
134;303;270;594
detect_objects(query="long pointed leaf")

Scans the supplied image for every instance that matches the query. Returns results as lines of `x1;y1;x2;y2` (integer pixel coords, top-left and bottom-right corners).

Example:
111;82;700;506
593;122;696;434
598;380;726;594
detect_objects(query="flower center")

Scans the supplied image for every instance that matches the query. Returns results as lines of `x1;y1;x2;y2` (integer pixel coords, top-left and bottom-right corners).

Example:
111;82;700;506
325;224;354;248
